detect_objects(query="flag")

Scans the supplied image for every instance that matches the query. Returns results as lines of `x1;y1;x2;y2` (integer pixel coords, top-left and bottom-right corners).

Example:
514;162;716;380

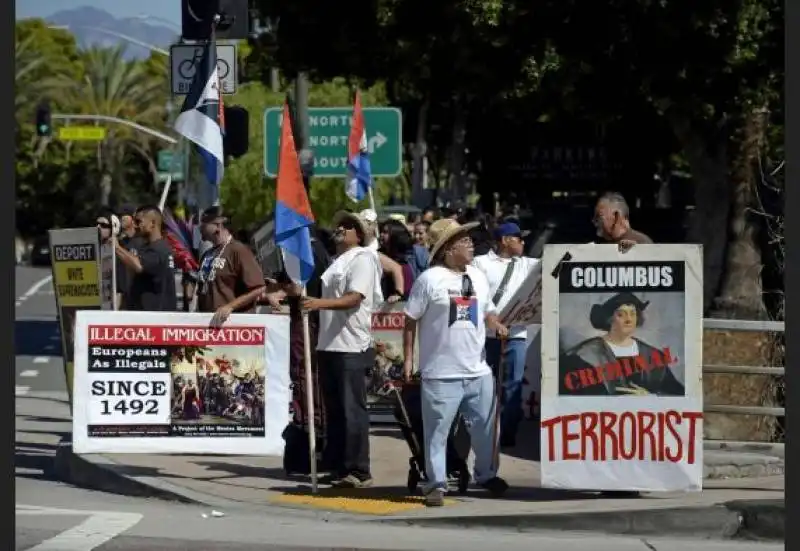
345;90;372;202
174;41;225;189
275;102;316;285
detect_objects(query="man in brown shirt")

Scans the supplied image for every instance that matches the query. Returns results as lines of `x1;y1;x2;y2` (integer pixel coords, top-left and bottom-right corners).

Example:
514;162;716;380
196;206;266;326
593;192;653;251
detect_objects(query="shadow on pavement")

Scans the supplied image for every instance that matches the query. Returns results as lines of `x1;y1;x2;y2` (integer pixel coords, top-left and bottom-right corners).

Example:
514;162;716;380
194;460;291;481
15;320;62;357
15;441;61;481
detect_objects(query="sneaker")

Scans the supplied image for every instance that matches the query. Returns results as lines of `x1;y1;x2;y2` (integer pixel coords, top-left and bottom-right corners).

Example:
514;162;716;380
479;476;509;497
332;473;374;488
425;488;445;507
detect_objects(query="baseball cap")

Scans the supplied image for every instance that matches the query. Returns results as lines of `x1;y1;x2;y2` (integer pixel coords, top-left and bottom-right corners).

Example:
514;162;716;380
118;203;136;217
493;222;530;240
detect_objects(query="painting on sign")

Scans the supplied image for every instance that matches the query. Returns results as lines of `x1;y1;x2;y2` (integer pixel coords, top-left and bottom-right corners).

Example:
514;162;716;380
539;243;704;493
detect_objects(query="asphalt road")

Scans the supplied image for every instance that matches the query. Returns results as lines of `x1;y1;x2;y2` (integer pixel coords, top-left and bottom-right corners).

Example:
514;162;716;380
14;266;781;551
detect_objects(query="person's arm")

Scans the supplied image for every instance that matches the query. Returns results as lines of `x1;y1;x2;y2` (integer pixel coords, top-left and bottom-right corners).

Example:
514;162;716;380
115;241;144;273
401;276;428;381
379;252;404;302
480;271;509;337
402;317;417;382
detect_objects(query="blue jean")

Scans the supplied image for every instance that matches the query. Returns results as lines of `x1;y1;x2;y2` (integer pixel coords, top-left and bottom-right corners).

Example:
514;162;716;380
420;373;497;492
485;337;527;440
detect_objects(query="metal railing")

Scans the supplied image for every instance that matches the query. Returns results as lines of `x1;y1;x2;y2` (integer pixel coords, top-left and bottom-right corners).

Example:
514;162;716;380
702;317;784;454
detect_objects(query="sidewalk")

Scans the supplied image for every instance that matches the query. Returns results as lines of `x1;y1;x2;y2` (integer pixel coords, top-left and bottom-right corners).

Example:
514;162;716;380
54;419;785;540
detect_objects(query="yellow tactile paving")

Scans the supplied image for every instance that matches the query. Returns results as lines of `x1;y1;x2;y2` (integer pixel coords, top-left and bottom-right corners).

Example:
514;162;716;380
271;492;458;515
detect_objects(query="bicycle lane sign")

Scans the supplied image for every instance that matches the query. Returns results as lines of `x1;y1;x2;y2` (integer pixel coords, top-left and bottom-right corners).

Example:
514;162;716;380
170;43;238;96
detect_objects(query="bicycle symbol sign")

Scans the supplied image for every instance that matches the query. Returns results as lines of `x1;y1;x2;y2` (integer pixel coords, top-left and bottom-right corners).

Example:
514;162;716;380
170;43;238;96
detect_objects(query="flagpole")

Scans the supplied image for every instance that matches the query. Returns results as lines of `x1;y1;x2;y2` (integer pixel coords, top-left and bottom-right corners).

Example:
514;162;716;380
300;286;319;494
158;173;172;211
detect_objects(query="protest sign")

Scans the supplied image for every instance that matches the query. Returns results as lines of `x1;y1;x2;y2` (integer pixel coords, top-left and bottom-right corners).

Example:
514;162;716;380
498;261;543;326
49;227;104;406
540;243;704;492
368;302;418;423
99;242;114;310
72;311;291;455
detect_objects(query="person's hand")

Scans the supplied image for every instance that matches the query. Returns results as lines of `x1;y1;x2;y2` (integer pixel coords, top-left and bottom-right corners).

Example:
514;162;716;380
618;239;637;253
301;297;323;312
495;323;509;339
210;305;233;328
386;293;401;304
616;383;650;396
263;291;284;310
403;358;414;383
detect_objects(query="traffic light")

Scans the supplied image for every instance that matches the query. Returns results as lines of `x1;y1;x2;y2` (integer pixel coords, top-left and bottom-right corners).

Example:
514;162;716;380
181;0;250;40
35;102;52;137
223;105;249;158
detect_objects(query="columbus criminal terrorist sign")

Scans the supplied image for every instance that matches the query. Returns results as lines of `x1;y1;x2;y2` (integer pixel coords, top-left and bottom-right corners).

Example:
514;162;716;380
72;311;290;455
539;243;704;492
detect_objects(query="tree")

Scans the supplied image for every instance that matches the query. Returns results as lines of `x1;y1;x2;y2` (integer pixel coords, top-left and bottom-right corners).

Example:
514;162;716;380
51;45;170;206
529;0;783;317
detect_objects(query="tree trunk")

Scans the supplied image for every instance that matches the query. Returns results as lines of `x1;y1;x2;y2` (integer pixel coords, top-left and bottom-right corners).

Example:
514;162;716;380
670;116;730;313
447;98;468;205
712;108;768;320
411;98;430;208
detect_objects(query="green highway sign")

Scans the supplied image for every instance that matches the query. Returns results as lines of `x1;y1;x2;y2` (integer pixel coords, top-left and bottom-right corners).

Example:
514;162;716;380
263;107;402;178
157;150;185;182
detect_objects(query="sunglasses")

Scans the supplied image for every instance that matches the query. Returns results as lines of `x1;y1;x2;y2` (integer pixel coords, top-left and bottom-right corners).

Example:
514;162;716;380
461;274;474;298
96;222;111;229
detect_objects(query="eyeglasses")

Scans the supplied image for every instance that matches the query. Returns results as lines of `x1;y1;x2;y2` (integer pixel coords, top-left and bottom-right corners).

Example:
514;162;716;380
461;274;474;298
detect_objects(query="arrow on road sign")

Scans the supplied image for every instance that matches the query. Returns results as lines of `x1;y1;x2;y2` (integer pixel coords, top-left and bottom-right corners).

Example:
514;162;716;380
368;132;387;154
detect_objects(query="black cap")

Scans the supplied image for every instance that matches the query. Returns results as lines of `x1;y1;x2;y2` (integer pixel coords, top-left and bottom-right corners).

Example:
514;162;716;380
118;203;136;217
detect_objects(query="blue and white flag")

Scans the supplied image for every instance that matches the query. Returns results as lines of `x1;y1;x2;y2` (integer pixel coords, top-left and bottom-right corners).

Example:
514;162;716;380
174;42;225;189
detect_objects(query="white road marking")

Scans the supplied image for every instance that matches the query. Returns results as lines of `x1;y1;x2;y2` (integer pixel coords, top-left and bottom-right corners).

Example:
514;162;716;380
17;274;54;302
20;370;39;378
33;356;50;364
15;385;30;396
17;504;143;551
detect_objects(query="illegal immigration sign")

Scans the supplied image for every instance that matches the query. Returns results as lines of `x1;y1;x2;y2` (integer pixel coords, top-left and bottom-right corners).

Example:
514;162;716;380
72;311;291;455
368;302;420;423
49;227;105;406
539;244;704;492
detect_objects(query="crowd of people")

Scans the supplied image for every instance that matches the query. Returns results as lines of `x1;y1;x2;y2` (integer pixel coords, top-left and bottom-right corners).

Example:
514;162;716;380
95;191;651;506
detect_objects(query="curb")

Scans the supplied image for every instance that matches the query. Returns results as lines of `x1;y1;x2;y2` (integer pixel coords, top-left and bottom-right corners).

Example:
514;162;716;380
378;499;785;541
54;436;198;505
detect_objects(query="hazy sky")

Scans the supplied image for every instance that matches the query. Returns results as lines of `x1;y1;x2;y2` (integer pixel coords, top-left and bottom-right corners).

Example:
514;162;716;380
16;0;182;27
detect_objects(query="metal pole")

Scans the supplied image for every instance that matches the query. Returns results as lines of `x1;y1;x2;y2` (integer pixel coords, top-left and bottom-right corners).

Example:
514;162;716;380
294;72;309;150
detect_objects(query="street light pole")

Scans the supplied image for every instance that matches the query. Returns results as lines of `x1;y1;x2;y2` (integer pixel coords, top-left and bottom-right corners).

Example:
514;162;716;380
48;25;169;56
51;114;178;144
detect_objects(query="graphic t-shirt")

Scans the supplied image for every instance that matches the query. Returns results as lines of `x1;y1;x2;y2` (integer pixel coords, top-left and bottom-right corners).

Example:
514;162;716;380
127;238;177;312
196;239;265;313
404;265;496;380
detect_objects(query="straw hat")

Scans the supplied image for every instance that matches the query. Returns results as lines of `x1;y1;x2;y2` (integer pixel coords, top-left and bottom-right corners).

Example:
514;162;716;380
428;218;480;260
332;210;374;246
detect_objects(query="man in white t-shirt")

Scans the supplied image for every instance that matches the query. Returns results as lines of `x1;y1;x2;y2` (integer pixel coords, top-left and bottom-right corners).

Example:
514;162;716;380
302;211;383;488
473;221;540;448
403;219;510;507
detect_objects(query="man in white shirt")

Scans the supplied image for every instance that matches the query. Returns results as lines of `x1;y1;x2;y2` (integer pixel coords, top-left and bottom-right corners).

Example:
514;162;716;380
302;211;383;488
473;222;540;448
403;219;510;507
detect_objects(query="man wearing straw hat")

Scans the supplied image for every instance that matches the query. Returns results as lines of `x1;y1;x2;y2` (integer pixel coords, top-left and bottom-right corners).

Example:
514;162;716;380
402;218;510;507
301;210;383;488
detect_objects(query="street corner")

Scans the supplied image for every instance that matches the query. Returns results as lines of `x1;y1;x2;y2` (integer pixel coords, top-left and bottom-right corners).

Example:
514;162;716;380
269;485;459;515
53;436;195;504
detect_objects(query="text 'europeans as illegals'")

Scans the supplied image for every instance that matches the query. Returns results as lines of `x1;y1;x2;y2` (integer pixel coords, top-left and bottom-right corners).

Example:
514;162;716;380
88;325;266;346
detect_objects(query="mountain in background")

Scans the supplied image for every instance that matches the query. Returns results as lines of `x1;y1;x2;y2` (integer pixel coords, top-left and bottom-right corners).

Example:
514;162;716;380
40;6;179;60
